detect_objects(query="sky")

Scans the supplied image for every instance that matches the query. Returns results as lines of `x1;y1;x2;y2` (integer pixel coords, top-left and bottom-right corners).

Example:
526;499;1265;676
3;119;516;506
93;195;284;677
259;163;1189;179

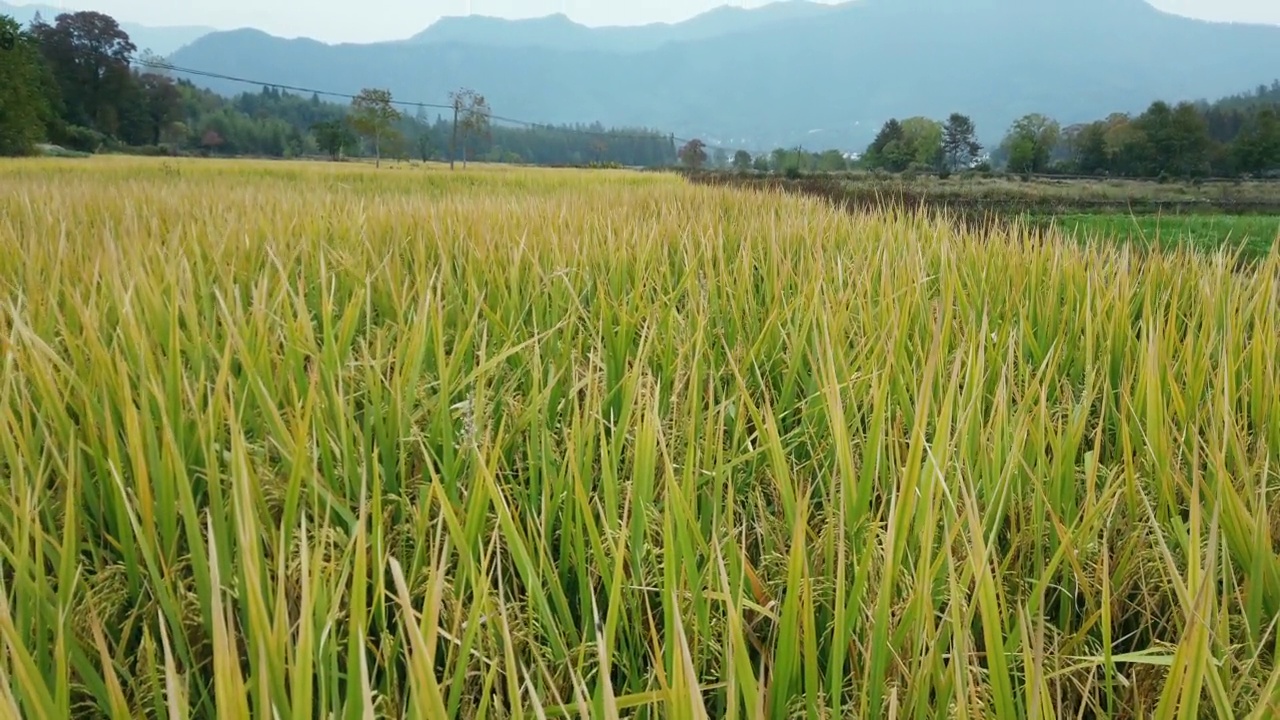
12;0;1280;44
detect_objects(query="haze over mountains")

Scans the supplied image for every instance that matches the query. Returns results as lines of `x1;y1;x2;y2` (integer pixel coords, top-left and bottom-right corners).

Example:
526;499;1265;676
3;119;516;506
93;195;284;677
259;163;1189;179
7;0;1280;150
0;1;213;56
406;2;843;52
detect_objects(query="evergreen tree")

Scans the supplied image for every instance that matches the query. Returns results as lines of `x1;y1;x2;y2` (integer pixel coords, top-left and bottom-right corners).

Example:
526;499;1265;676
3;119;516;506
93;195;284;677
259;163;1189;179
942;113;982;170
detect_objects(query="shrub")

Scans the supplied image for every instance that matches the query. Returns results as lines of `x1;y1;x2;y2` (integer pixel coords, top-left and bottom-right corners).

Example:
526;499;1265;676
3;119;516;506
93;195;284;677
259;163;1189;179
52;124;108;153
129;144;178;157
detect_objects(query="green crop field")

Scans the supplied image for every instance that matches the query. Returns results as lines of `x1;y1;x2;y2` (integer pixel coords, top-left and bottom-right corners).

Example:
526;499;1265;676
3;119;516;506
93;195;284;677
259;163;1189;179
1045;214;1280;258
2;157;1280;719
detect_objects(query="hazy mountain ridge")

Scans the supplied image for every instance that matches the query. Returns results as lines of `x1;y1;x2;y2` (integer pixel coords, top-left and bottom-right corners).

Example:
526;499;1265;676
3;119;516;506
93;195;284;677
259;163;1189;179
0;0;215;55
155;0;1280;150
407;1;847;52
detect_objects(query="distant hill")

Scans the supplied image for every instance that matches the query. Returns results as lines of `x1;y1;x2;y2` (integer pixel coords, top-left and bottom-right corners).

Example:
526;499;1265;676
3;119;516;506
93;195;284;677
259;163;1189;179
406;1;845;52
165;0;1280;151
0;1;214;56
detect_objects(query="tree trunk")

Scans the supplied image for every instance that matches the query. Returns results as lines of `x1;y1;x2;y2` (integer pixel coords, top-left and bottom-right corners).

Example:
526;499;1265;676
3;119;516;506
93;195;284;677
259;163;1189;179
375;131;381;169
451;105;458;170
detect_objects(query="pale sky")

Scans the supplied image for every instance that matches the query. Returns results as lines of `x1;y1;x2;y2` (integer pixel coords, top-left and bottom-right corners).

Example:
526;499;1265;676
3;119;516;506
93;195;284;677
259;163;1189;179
14;0;1280;43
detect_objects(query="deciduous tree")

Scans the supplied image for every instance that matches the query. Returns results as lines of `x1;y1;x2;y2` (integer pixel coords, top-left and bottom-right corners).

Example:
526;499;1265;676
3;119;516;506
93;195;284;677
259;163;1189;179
901;116;944;169
1233;107;1280;175
416;130;434;162
817;148;848;172
678;138;708;169
589;139;608;163
1001;113;1061;174
711;147;728;170
1067;121;1109;174
350;87;400;168
136;71;182;145
311;119;355;161
0;16;55;155
199;129;224;155
449;88;490;169
1133;101;1211;177
30;11;136;136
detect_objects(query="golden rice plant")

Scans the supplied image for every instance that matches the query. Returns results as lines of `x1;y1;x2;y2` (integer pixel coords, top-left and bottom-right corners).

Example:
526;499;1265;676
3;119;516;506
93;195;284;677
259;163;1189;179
0;156;1278;719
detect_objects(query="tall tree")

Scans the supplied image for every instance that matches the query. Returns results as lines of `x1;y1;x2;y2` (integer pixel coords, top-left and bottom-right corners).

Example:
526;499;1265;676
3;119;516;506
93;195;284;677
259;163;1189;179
1101;113;1147;176
866;119;903;155
199;129;223;155
0;16;55;155
415;129;434;162
136;71;182;145
771;147;792;171
29;11;136;136
942;113;982;170
864;118;909;171
1136;101;1211;178
349;87;400;168
1233;107;1280;175
711;147;729;170
589;139;609;163
1168;102;1212;177
817;149;848;172
678;139;708;170
732;149;753;171
449;88;490;169
900;116;944;168
1068;121;1110;175
1001;113;1061;174
311;119;355;161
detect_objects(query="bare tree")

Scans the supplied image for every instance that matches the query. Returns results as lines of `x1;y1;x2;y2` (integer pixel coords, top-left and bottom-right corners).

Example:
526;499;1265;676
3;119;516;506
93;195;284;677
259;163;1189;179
449;88;490;169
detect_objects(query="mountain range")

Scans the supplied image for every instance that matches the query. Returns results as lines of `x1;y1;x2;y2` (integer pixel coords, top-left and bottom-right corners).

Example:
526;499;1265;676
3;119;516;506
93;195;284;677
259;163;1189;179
163;0;1280;151
7;0;1280;151
405;2;843;53
0;1;214;56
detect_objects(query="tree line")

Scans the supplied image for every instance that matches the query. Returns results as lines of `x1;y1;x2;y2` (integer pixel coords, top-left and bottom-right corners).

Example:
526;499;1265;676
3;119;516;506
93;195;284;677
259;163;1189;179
683;86;1280;180
836;84;1279;179
676;115;984;176
0;10;678;166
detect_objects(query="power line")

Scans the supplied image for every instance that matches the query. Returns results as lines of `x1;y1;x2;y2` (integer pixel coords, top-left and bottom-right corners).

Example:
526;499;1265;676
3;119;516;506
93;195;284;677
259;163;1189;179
12;22;776;158
133;56;698;147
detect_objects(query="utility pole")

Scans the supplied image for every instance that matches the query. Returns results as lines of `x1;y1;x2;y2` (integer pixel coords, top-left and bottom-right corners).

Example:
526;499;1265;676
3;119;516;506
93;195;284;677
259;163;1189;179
451;96;459;170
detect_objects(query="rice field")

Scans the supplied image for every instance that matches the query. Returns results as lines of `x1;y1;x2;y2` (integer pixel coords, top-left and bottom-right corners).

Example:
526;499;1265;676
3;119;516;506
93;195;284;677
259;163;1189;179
1047;214;1280;260
1;156;1279;719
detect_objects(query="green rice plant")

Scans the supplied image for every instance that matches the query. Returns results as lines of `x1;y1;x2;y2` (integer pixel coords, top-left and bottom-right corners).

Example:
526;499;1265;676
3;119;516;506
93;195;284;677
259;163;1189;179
1047;213;1280;259
0;156;1278;718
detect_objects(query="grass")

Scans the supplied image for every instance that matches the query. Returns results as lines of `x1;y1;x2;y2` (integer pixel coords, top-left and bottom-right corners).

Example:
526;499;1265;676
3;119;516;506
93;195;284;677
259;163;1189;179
1044;213;1280;258
1;156;1280;718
